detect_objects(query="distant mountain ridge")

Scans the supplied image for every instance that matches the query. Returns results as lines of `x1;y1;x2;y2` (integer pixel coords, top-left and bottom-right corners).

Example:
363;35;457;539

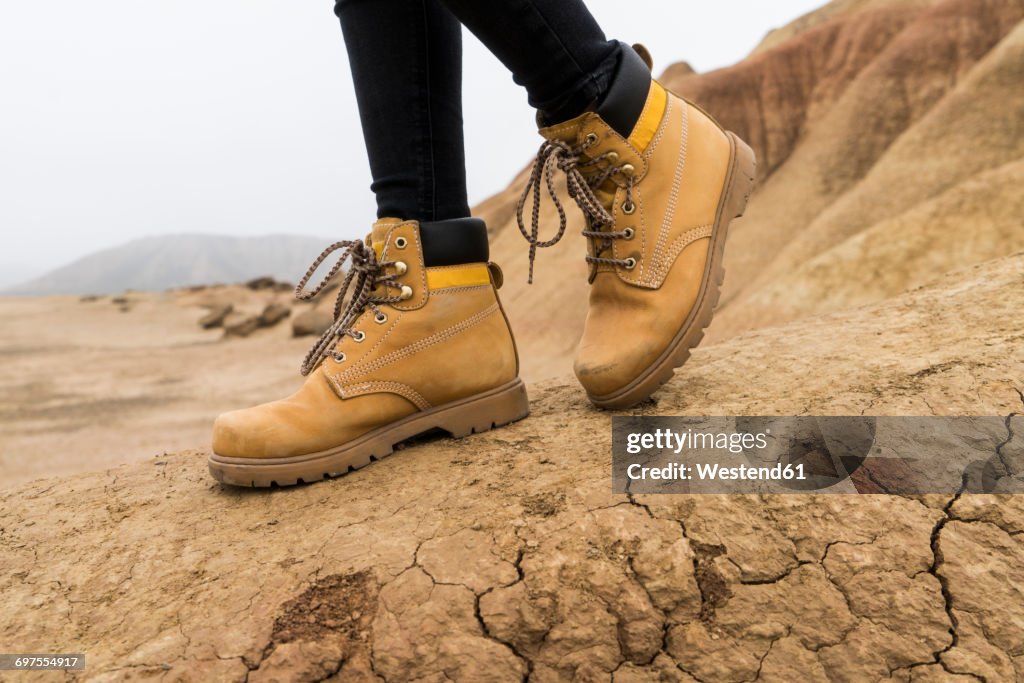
5;234;335;295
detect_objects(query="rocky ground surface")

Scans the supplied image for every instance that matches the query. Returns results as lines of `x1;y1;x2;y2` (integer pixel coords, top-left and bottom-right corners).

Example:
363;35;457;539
2;255;1021;682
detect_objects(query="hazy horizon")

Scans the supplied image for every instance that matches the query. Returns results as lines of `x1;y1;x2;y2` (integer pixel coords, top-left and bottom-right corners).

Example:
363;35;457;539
2;1;824;277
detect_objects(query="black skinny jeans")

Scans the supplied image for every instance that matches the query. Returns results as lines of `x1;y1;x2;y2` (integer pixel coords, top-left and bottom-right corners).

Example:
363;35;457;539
334;0;622;222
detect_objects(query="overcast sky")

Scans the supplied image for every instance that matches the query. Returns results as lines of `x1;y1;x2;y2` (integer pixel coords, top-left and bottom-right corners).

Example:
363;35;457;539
1;1;823;276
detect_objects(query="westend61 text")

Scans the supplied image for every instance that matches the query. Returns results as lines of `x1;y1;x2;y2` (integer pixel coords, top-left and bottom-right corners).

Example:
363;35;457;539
627;462;807;481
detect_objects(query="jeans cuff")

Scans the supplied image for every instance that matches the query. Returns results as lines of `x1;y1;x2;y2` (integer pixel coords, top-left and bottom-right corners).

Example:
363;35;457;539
533;41;623;126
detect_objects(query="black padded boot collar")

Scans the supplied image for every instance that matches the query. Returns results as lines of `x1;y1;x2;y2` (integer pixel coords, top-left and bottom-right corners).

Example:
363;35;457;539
597;42;653;140
419;217;489;267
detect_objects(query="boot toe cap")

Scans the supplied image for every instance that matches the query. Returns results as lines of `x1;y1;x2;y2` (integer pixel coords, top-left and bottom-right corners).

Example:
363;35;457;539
212;406;284;459
574;341;660;400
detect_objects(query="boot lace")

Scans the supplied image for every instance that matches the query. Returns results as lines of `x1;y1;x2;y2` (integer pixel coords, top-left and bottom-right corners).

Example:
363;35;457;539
294;240;403;375
516;136;636;283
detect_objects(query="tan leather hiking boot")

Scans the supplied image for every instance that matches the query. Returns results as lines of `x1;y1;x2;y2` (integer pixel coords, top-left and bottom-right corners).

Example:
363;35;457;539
209;217;529;487
519;44;756;409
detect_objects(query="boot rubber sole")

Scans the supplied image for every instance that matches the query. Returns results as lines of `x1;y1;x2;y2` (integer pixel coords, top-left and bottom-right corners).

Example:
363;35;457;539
587;132;757;410
208;378;530;487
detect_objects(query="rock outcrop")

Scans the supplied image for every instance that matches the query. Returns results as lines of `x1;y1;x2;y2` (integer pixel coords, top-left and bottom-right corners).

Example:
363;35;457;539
198;303;233;330
292;308;334;337
223;313;262;338
194;290;294;336
258;302;291;328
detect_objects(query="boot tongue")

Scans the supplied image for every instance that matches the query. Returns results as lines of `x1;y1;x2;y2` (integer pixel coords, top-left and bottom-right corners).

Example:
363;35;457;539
538;116;620;271
367;217;408;299
538;113;588;144
537;114;620;279
370;217;404;258
539;115;618;217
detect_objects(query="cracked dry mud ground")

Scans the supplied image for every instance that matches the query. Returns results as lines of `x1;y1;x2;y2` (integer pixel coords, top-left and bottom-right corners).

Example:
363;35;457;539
2;256;1023;682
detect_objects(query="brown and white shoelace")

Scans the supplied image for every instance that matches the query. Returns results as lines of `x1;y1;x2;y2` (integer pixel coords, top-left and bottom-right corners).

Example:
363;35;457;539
516;136;637;283
294;240;403;376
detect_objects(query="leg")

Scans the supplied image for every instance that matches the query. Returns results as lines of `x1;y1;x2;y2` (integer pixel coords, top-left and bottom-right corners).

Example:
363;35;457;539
437;0;644;133
335;0;469;221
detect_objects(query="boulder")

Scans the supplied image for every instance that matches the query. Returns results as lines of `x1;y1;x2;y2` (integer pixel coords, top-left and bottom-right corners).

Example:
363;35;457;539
246;276;278;291
292;309;333;337
223;313;261;338
259;302;291;327
199;303;233;329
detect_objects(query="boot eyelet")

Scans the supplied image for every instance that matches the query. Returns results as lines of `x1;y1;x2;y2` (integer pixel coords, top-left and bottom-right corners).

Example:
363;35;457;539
332;351;346;363
623;257;638;271
622;201;636;215
622;227;635;240
374;312;388;324
606;152;619;164
620;164;635;178
400;285;414;300
394;237;408;249
393;260;408;275
352;330;366;342
585;132;598;145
